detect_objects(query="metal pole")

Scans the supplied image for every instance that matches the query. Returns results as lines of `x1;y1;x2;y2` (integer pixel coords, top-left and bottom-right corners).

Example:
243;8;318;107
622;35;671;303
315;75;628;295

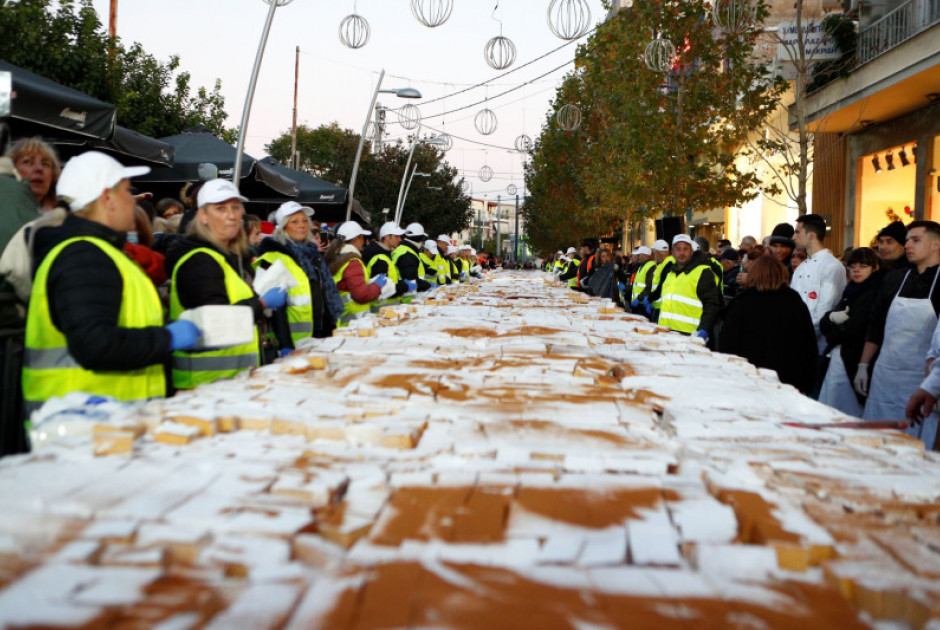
372;104;383;155
481;196;486;251
347;69;385;222
496;194;502;261
514;194;520;263
394;123;421;224
233;0;280;187
398;163;419;225
290;45;299;169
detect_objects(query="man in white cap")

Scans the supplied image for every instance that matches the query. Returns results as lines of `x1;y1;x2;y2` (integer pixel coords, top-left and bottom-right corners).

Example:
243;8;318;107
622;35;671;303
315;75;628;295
639;239;674;318
552;250;566;277
326;221;393;326
361;221;416;310
392;222;433;293
435;235;453;285
655;234;722;340
23;151;202;418
420;240;442;285
558;246;581;289
629;246;655;311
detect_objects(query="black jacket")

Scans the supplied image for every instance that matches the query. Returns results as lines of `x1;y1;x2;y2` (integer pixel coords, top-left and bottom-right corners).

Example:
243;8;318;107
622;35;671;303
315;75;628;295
31;214;171;371
717;286;818;394
361;241;411;297
163;235;264;322
394;239;432;291
820;270;884;397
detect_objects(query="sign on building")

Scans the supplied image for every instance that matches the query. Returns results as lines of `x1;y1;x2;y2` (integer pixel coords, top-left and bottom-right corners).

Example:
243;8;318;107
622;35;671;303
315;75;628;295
776;20;842;62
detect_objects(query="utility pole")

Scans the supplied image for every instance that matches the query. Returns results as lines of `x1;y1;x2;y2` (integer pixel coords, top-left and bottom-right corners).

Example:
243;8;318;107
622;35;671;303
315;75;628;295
481;195;487;251
496;195;502;262
514;194;520;263
109;0;117;39
290;46;299;169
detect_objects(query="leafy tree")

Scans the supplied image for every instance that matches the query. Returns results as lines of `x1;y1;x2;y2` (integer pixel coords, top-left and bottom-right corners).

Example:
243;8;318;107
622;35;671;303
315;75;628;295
265;124;472;234
0;0;235;141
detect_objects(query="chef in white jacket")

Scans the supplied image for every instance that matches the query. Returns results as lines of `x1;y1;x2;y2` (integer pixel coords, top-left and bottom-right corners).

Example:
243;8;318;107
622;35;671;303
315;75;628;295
790;214;848;354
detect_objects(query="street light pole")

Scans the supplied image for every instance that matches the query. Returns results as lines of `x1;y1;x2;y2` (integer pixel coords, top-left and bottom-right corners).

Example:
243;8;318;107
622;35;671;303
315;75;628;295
290;45;299;169
514;193;520;263
496;194;502;262
398;168;429;225
394;123;422;224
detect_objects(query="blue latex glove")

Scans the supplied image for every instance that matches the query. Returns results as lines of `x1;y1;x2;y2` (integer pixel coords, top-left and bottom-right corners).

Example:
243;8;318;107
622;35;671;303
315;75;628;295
630;298;640;309
404;279;417;292
643;296;652;316
694;329;709;342
261;287;288;310
166;320;200;351
372;273;388;288
617;282;626;291
459;272;468;280
279;347;293;358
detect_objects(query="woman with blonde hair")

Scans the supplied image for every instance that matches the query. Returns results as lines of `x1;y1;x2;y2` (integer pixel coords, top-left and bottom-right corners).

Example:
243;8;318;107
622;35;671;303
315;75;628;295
164;179;287;389
5;137;61;211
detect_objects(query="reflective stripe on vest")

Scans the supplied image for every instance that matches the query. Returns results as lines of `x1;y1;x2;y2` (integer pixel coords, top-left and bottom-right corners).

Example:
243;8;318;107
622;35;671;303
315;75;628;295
419;253;438;283
651;256;675;308
658;264;709;334
434;254;450;284
23;236;166;410
170;248;260;389
631;260;657;301
332;257;373;327
252;251;314;345
368;252;402;312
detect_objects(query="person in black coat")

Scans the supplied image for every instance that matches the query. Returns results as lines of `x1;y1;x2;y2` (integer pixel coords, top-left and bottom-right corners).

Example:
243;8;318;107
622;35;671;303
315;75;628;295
717;255;818;394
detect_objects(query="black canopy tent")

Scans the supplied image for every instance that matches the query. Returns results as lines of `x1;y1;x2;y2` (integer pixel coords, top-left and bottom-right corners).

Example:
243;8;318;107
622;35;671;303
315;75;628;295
131;127;298;201
49;126;175;167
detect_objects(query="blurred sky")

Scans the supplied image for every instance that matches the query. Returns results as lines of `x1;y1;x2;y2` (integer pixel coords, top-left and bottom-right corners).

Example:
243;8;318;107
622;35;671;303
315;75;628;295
86;0;608;200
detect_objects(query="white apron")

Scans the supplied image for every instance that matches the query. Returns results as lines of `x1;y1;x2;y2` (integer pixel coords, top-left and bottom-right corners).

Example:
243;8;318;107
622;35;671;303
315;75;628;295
819;346;863;417
863;269;940;447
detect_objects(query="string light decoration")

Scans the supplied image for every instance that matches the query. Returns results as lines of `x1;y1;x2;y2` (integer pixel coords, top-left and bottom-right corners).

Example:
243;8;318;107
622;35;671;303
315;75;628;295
475;108;499;135
711;0;758;35
479;165;494;182
411;0;454;28
514;134;533;153
644;37;676;73
547;0;592;41
436;133;453;151
484;36;517;70
556;103;582;131
339;13;370;49
398;104;422;130
507;183;518;196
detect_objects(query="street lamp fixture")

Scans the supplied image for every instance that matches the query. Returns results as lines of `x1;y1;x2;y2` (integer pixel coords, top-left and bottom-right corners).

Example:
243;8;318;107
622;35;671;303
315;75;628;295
393;130;447;223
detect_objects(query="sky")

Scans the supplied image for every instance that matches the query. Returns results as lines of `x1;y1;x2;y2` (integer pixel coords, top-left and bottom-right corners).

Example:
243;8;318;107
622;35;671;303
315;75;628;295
86;0;609;201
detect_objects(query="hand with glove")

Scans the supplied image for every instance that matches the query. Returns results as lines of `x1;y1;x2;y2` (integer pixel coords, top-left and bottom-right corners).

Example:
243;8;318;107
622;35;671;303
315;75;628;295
642;296;652;316
459;272;468;280
371;273;388;288
630;298;640;309
617;283;626;292
693;329;709;342
279;347;294;358
472;265;483;274
853;363;870;396
828;307;850;325
261;287;288;310
404;279;417;293
379;279;397;301
166;320;201;351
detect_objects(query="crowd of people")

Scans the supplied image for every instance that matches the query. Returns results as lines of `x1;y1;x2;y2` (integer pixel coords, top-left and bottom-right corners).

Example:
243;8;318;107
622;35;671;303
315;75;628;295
0;142;491;455
548;214;940;451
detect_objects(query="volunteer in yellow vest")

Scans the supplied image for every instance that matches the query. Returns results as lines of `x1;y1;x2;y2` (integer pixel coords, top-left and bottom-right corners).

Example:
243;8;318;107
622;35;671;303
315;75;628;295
253;201;344;349
435;235;454;285
325;221;394;326
420;240;442;285
23;151;202;418
629;246;656;306
558;247;581;289
642;239;675;318
448;247;465;281
392;222;433;293
552;251;566;277
166;179;287;389
657;234;722;341
362;221;417;310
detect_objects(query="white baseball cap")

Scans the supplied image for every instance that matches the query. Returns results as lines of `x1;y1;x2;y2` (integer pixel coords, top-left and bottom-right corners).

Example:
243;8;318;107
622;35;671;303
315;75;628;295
379;221;406;239
436;234;450;242
566;247;577;255
337;221;371;241
404;222;427;238
672;234;694;247
423;239;439;255
652;239;670;252
57;151;150;210
470;248;477;256
197;178;248;208
274;201;314;228
634;246;652;256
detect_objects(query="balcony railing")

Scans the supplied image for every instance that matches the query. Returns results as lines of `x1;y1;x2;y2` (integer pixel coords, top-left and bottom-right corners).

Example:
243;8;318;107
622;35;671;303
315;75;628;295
857;0;940;65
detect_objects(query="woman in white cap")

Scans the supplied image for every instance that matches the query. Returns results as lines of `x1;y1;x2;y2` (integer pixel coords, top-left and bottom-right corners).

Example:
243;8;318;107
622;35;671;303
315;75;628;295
253;201;344;348
324;221;394;326
361;222;417;308
391;222;433;293
164;179;288;389
22;151;202;426
419;240;441;286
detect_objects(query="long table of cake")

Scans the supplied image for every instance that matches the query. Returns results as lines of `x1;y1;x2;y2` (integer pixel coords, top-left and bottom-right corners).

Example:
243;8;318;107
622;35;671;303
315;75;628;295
1;270;939;629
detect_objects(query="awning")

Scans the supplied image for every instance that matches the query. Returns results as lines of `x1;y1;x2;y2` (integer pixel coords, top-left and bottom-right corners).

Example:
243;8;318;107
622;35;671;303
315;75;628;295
49;126;174;167
244;157;362;224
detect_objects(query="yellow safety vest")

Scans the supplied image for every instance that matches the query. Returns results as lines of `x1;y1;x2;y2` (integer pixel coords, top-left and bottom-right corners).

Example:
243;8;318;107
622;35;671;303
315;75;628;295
651;256;675;309
170;248;260;389
566;258;581;288
434;253;450;284
658;263;710;334
23;237;166;415
252;251;313;346
631;260;657;302
332;257;373;326
418;252;438;284
367;252;402;313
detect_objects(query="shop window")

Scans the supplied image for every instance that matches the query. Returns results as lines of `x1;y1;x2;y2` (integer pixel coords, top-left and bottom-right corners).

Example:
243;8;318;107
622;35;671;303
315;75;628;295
930;136;940;223
857;143;917;246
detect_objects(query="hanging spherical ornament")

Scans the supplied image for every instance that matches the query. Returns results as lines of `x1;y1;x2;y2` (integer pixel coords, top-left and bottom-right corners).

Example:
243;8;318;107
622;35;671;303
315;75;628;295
460;180;471;193
479;165;494;182
556;103;582;132
514;134;533;153
436;133;453;152
474;108;498;136
398;104;421;130
484;36;517;70
338;14;370;49
411;0;454;28
547;0;592;41
262;0;295;5
644;37;676;73
712;0;758;35
507;184;518;196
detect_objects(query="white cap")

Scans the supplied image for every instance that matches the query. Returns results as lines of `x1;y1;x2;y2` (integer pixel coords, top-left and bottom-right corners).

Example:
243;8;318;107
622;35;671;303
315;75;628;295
423;239;439;255
470;247;477;256
634;246;652;256
337;221;371;241
404;222;427;238
459;244;471;251
274;201;314;228
436;234;450;242
379;221;406;239
692;241;700;251
197;178;248;208
556;250;564;255
672;234;694;247
57;151;150;210
566;247;577;255
652;239;669;252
